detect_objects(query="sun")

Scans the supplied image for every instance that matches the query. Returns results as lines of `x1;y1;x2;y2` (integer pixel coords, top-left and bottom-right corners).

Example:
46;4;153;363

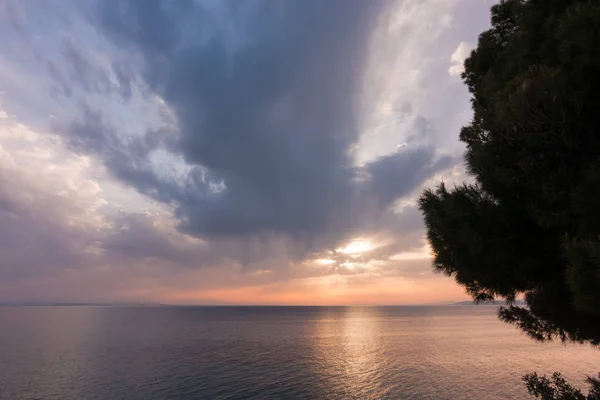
337;239;374;255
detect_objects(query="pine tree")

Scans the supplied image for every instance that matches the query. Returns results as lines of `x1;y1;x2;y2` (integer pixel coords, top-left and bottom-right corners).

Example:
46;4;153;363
419;1;600;398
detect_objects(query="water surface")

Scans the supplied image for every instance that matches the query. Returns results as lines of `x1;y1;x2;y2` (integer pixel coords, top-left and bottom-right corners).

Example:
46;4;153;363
1;306;598;399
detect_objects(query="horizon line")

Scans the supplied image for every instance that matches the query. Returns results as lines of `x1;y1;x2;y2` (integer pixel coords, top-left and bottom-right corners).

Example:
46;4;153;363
0;300;514;307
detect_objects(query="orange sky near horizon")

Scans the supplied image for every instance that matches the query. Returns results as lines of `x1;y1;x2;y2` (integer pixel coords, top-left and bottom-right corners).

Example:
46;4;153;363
147;273;469;306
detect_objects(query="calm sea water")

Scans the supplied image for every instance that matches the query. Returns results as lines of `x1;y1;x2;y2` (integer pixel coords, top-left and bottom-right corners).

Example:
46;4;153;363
0;306;598;400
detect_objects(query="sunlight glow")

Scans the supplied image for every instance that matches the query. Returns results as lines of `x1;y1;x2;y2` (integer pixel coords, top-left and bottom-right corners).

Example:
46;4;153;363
337;239;374;255
315;258;336;265
341;261;357;270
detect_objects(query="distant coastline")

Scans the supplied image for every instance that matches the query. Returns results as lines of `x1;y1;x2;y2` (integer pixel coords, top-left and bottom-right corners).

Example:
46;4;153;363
455;300;526;306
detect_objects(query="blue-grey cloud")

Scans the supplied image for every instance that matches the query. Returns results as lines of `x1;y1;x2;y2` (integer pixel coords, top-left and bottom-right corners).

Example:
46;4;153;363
5;0;26;38
101;213;211;266
61;36;112;95
366;147;454;208
51;0;456;253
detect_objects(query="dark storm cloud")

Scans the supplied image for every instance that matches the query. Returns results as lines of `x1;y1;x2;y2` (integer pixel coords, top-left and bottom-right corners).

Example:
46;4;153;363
57;0;456;250
365;146;454;208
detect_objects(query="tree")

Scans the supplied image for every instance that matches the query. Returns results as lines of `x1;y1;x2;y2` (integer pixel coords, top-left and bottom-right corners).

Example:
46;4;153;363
419;0;600;398
524;373;600;400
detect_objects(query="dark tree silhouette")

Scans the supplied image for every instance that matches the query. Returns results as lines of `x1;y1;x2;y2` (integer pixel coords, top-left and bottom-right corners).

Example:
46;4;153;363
419;0;600;398
524;373;600;400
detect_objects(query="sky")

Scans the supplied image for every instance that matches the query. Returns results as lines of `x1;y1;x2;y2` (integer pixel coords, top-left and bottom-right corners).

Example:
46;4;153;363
0;0;496;305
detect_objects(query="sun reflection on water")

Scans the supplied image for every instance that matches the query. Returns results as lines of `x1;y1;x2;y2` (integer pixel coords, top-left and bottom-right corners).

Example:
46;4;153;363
312;307;386;399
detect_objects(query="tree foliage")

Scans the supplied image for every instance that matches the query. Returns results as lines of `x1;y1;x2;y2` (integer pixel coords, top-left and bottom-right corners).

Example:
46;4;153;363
419;0;600;397
524;373;600;400
420;0;600;344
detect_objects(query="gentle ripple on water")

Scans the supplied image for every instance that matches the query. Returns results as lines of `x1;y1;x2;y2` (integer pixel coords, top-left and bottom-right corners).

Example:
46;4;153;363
0;305;598;400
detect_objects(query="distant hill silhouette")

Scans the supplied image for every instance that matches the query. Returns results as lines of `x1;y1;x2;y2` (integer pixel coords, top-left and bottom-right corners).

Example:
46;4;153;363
455;300;526;306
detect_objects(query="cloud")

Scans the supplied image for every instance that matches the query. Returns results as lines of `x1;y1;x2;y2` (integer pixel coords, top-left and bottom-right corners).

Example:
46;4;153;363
0;103;448;302
448;41;473;77
91;0;384;241
0;109;105;283
3;0;26;37
49;0;454;253
60;36;113;95
366;146;455;208
0;0;497;304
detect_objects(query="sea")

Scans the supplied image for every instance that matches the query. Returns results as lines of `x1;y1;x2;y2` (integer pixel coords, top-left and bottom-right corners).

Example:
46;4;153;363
0;305;598;400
